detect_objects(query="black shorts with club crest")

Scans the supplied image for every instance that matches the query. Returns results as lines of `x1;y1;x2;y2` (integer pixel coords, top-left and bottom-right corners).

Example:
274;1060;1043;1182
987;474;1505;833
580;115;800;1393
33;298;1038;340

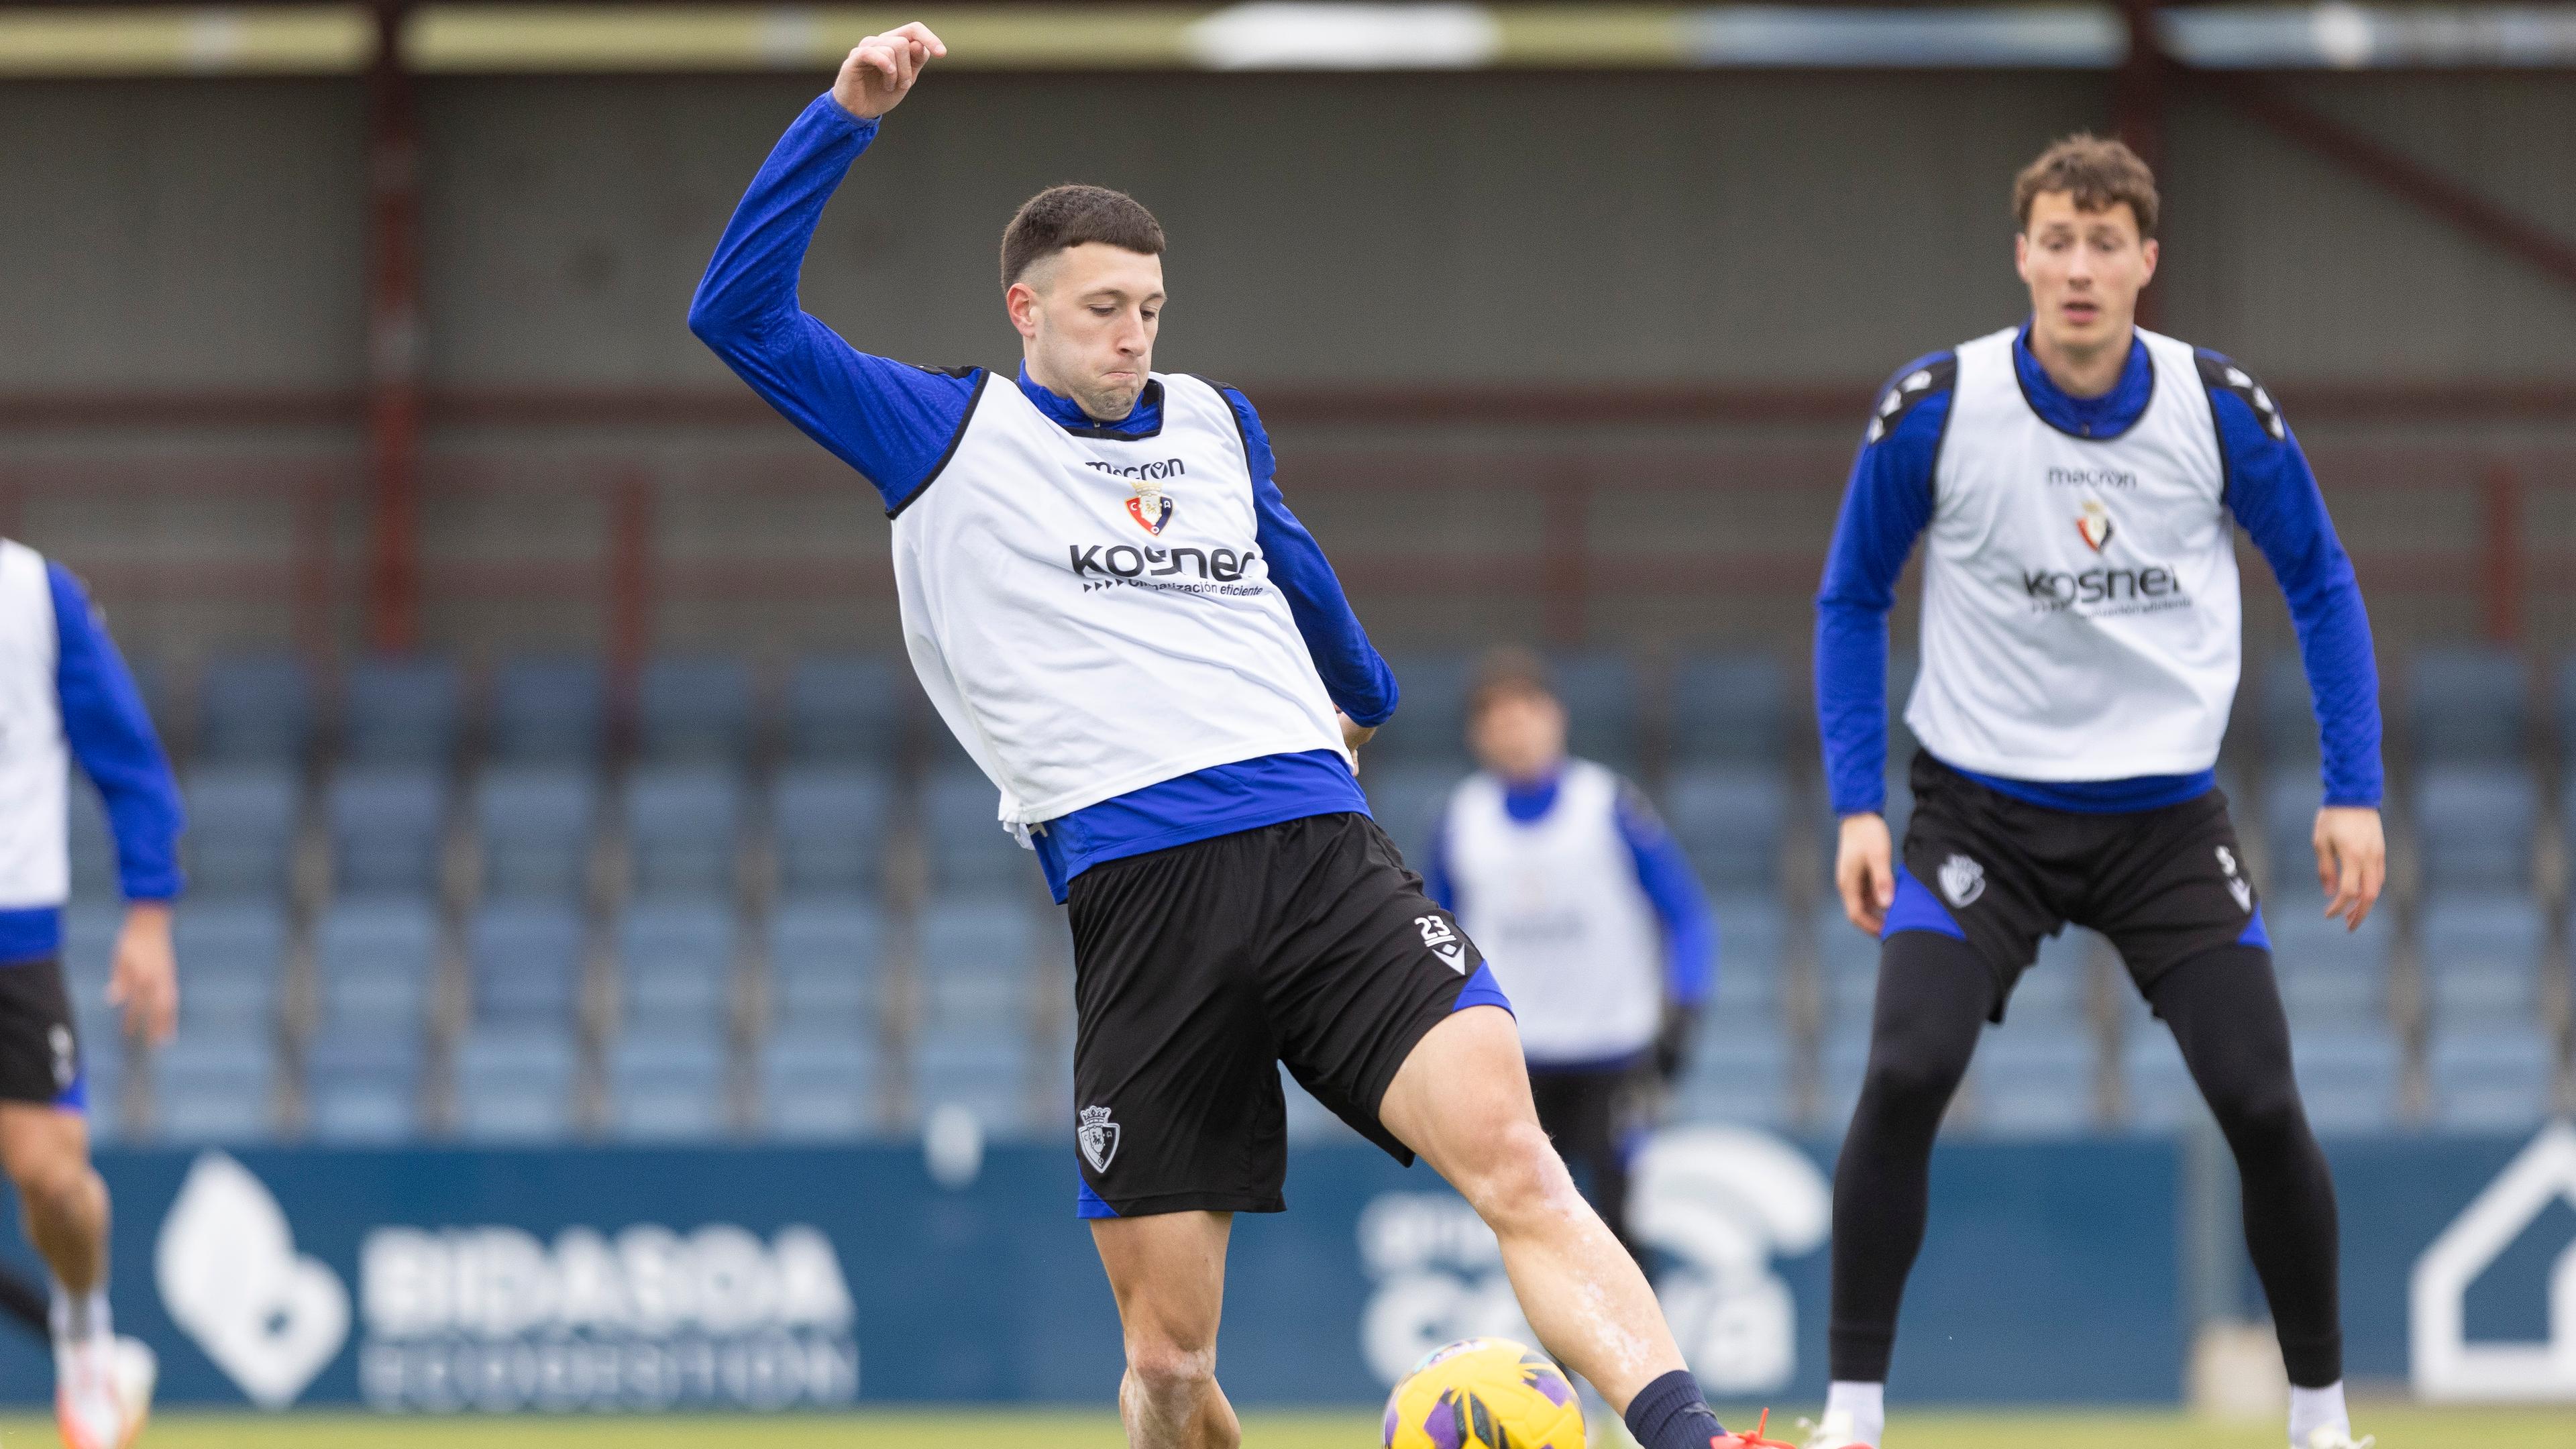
1067;810;1509;1218
1895;752;2269;1018
0;959;86;1109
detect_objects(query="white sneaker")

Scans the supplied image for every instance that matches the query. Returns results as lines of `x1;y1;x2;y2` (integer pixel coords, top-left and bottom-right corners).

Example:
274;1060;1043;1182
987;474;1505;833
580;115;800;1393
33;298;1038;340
1796;1408;1877;1449
111;1336;156;1444
54;1337;132;1449
2297;1430;2373;1449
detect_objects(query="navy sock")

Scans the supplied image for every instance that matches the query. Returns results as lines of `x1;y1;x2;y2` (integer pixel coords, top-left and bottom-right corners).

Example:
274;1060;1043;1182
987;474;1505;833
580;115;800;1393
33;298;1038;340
1623;1368;1727;1449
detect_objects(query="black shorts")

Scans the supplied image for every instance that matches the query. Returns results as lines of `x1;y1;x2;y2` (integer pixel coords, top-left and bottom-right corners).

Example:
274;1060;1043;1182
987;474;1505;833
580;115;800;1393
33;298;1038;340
1067;811;1503;1218
1898;753;2265;1019
0;959;84;1110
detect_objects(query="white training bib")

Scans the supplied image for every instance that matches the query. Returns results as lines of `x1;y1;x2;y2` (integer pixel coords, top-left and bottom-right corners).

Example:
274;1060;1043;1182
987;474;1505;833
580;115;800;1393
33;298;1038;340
1440;761;1662;1064
0;542;69;908
1907;326;2241;782
890;372;1348;831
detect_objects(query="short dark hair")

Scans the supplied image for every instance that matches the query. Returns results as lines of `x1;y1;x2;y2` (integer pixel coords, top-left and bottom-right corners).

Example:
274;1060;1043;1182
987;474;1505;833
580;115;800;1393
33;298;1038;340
999;184;1167;288
1466;647;1556;720
2014;133;2160;239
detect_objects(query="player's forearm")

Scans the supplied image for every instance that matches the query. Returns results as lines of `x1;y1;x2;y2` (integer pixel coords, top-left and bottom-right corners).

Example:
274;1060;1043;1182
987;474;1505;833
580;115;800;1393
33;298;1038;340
1250;478;1397;726
1815;603;1891;816
688;95;878;350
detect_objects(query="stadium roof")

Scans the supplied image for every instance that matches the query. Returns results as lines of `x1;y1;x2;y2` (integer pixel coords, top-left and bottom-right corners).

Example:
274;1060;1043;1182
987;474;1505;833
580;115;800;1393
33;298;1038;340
0;3;2571;76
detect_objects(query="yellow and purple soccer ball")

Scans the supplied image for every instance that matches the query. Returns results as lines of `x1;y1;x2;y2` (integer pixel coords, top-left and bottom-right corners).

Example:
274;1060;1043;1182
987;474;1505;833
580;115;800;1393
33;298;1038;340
1381;1336;1585;1449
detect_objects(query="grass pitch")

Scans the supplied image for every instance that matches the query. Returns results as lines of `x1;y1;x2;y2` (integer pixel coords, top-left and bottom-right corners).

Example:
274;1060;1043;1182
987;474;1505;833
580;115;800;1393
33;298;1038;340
0;1403;2561;1446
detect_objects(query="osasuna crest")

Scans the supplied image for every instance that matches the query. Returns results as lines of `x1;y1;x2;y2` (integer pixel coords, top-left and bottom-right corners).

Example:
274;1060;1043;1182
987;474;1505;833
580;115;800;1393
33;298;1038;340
1126;484;1173;537
2075;498;2115;552
1078;1105;1120;1173
1938;853;1985;908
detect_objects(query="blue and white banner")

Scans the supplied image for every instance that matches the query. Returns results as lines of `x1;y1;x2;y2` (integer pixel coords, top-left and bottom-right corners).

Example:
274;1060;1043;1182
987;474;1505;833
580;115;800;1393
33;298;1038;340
0;1124;2562;1408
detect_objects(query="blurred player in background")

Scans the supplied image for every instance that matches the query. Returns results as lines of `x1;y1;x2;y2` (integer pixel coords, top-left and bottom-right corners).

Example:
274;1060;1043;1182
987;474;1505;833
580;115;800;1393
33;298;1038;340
1809;136;2381;1449
0;545;183;1449
1423;648;1714;1260
691;23;1747;1449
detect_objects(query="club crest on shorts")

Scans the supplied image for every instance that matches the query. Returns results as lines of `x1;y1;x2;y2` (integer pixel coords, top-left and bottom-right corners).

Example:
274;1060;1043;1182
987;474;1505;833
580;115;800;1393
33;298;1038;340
1077;1105;1120;1173
1938;853;1986;908
2075;498;2115;552
1126;484;1173;537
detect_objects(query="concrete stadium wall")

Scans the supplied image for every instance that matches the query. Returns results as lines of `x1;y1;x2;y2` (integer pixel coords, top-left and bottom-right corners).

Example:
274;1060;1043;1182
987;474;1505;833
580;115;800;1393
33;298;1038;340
0;70;2571;661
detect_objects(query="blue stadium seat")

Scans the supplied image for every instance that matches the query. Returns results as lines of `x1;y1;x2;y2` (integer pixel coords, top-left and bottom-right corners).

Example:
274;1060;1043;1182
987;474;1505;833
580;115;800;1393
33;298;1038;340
1662;767;1786;892
62;908;121;1075
2268;896;2394;1026
2554;655;2576;766
2420;894;2546;1027
489;656;606;765
2413;765;2538;893
68;783;116;902
608;1030;730;1140
343;655;462;765
759;1031;881;1138
1709;894;1784;1025
1815;1025;1875;1134
623;767;744;900
772;767;895;900
174;904;287;1036
1968;1030;2098;1137
2118;1026;2206;1133
327;766;447;898
921;769;1040;896
2426;1027;2559;1132
313;899;437;1040
196;654;314;765
304;1030;423;1143
468;904;585;1026
2256;655;2318;765
639;655;756;764
2290;1027;2402;1134
911;1032;1033;1136
617;902;735;1030
2407;648;2527;765
474;767;596;902
1360;761;1458;866
1815;904;1882;1032
1367;653;1472;765
183;767;301;899
80;1056;123;1143
2007;928;2098;1032
2258;767;2322;880
453;1028;578;1140
918;898;1036;1035
1668;653;1789;767
1673;1034;1792;1128
1551;653;1641;771
785;655;906;764
150;1036;275;1142
768;903;885;1033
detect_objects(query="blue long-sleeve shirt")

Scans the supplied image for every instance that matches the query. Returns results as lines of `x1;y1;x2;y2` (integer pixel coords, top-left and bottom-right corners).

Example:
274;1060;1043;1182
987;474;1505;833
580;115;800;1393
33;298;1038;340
1421;765;1715;1009
1814;326;2382;817
0;565;185;963
691;95;1397;900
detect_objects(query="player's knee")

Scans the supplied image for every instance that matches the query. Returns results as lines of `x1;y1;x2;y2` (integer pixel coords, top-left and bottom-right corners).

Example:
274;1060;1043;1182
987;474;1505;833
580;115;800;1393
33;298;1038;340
2207;1067;2304;1146
1125;1336;1219;1401
4;1145;89;1218
1456;1119;1580;1231
1860;1044;1967;1116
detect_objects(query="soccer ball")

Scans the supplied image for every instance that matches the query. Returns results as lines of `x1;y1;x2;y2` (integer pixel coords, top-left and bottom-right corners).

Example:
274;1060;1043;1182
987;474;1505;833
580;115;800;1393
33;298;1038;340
1381;1336;1585;1449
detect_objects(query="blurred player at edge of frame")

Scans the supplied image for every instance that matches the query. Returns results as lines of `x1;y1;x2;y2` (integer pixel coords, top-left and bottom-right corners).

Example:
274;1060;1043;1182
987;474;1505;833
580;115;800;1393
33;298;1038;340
1423;647;1715;1261
0;548;183;1449
690;23;1759;1449
1809;136;2382;1449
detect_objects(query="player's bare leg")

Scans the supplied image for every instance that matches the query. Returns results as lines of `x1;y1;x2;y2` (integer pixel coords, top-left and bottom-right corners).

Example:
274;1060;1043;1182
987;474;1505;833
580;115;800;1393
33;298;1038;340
1090;1210;1242;1449
1381;1004;1715;1442
0;1103;133;1448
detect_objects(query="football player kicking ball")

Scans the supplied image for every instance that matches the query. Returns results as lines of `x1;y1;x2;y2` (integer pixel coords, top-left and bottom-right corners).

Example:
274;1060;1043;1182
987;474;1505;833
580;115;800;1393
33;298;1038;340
693;24;1746;1449
1811;135;2381;1449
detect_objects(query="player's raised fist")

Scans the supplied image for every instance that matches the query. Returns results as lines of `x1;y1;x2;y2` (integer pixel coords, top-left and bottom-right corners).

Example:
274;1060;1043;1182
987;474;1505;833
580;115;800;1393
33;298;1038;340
832;21;946;121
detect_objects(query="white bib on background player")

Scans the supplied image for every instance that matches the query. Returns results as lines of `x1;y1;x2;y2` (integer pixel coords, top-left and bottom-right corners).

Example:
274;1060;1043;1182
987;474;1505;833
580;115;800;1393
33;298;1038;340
0;542;70;908
1907;325;2240;782
1441;760;1662;1065
890;372;1348;832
